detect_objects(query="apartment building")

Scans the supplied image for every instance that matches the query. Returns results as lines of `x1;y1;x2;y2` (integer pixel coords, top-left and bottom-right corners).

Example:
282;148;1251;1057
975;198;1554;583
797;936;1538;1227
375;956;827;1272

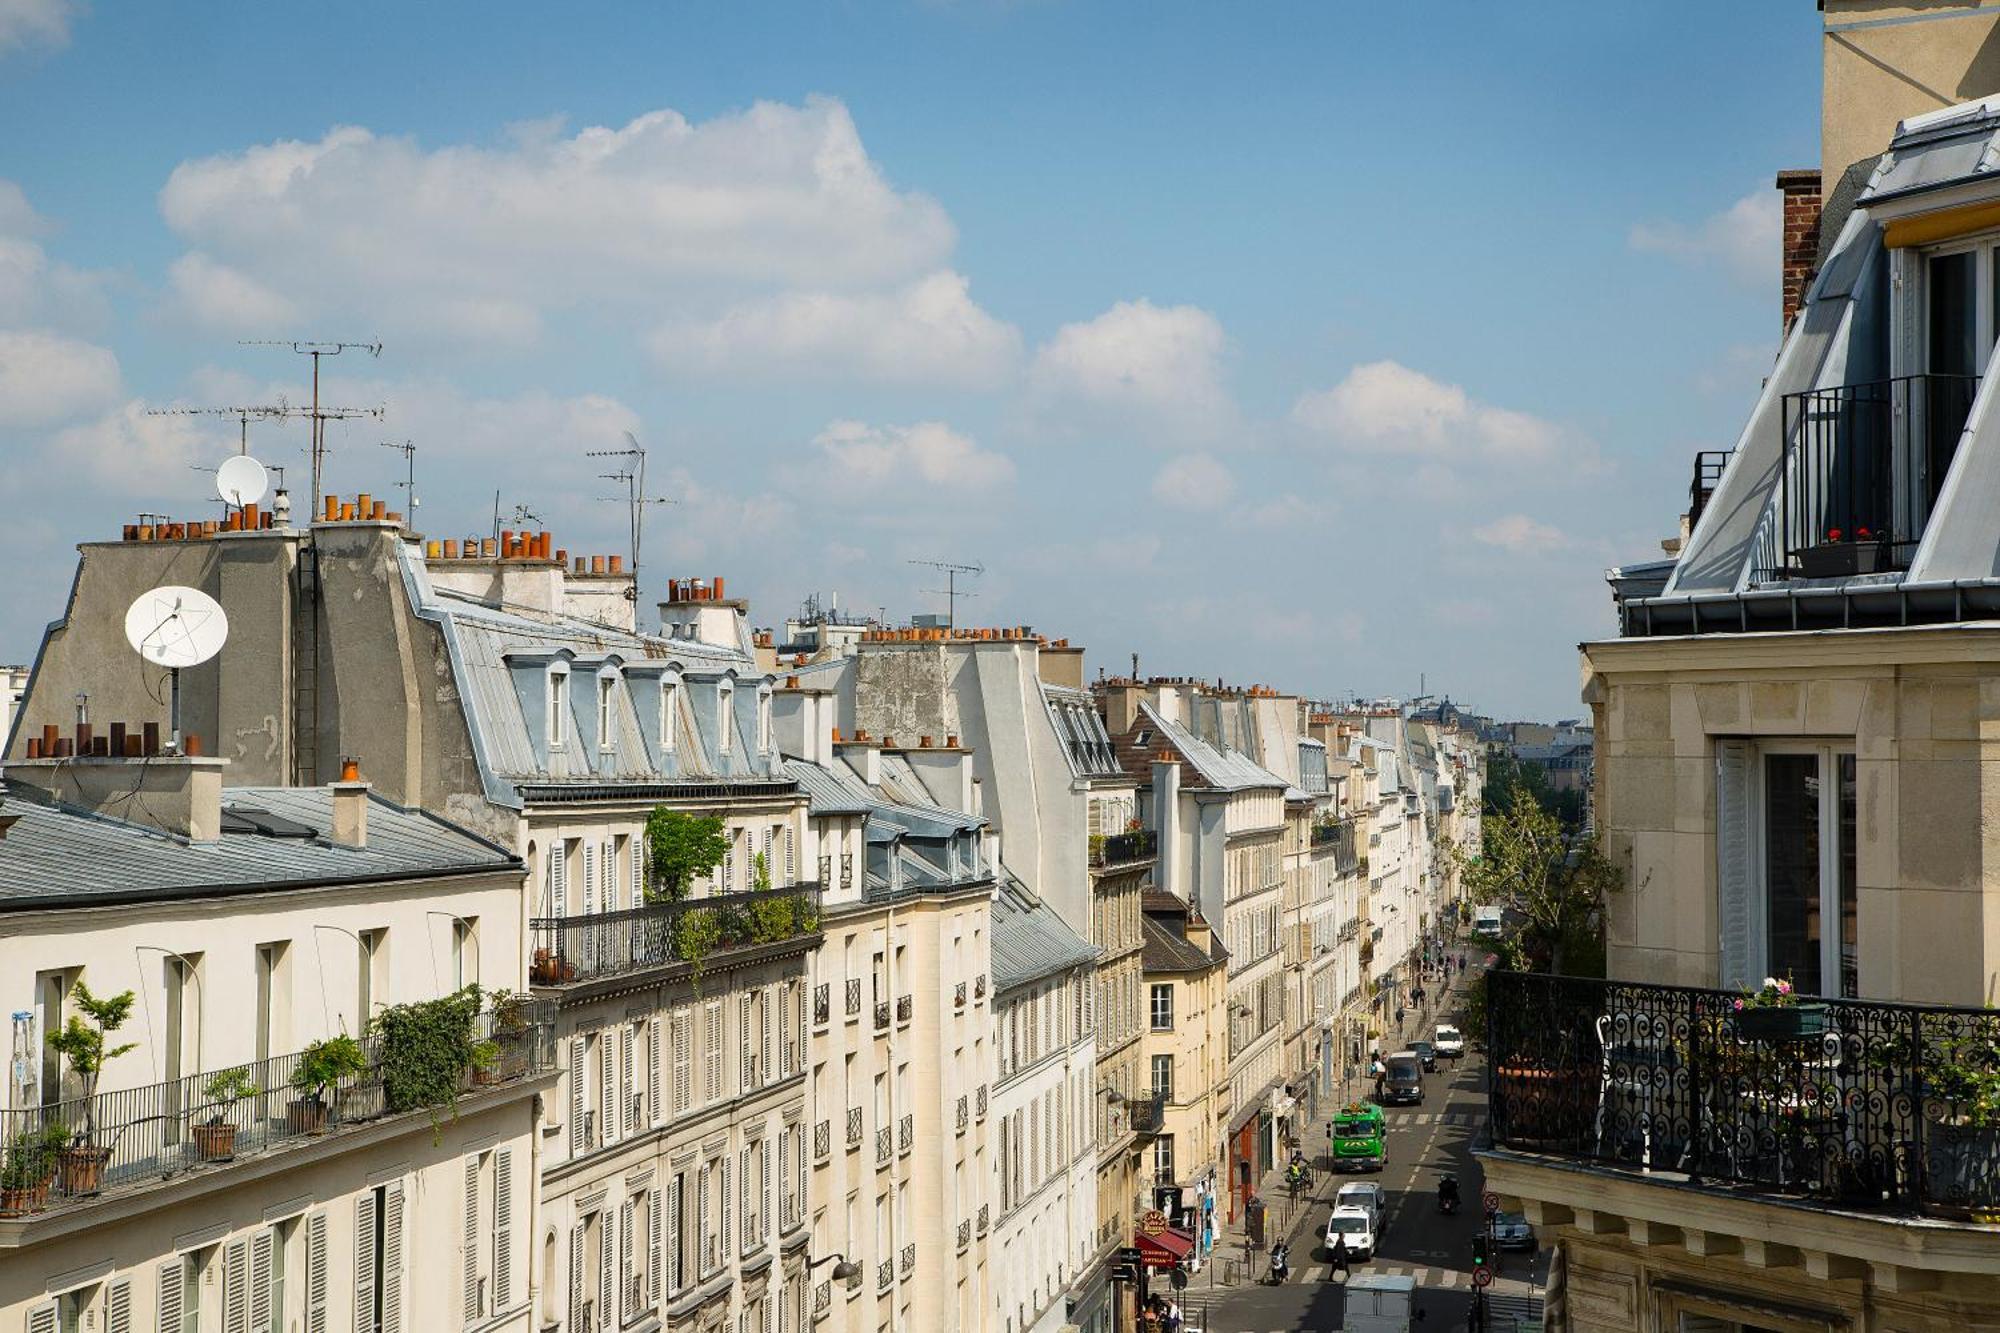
1139;888;1229;1264
1482;96;2000;1326
0;755;554;1333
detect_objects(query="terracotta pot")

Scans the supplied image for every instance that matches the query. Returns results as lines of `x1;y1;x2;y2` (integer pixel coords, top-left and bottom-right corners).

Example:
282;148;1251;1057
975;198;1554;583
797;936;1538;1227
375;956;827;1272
191;1121;237;1161
55;1146;109;1196
286;1097;330;1135
0;1185;36;1217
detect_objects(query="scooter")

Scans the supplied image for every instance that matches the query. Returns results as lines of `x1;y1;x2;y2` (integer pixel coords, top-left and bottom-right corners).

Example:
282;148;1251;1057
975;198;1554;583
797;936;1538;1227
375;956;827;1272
1267;1242;1290;1285
1438;1173;1461;1215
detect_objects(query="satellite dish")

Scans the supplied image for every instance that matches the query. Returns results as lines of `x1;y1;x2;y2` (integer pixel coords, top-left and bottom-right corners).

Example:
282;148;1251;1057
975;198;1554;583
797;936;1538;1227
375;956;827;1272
215;454;270;509
124;586;230;669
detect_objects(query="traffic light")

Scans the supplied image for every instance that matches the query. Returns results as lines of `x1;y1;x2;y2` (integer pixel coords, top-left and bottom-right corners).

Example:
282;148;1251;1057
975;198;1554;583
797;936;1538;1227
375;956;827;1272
1471;1234;1489;1269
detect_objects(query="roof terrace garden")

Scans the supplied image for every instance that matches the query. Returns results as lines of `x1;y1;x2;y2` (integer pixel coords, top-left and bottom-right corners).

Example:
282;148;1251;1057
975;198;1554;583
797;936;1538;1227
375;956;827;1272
1484;970;2000;1220
530;882;822;988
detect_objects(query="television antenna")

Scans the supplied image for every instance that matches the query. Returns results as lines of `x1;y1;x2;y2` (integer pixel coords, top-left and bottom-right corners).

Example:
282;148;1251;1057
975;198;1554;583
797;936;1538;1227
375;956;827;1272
588;431;676;593
144;403;293;455
379;440;418;515
123;586;230;754
906;557;984;630
238;340;384;517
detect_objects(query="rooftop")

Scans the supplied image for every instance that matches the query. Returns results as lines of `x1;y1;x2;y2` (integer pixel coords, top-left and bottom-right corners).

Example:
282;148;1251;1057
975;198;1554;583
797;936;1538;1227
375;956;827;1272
990;876;1098;993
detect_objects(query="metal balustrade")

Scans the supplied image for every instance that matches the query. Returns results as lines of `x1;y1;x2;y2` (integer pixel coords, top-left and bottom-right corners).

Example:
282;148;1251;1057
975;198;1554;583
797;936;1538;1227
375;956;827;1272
813;983;830;1026
814;1120;830;1161
898;1114;913;1153
846;1106;863;1147
845;978;862;1017
529;884;822;987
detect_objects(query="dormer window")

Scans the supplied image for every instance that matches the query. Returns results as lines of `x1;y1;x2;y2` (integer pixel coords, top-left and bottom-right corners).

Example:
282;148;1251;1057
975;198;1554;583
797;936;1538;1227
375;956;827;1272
547;666;570;750
597;674;616;753
717;681;734;755
660;679;679;754
757;685;773;755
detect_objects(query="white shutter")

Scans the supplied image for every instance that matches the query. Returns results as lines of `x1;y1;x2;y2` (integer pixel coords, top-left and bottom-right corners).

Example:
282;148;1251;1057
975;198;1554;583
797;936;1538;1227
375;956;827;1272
107;1278;132;1333
648;1186;663;1306
723;839;734;893
760;1139;771;1243
224;1238;249;1333
382;1183;405;1333
648;1020;663;1127
603;840;616;910
785;827;795;883
552;843;568;917
695;1167;710;1277
1716;740;1763;990
672;1012;690;1114
793;1124;805;1226
600;1036;616;1147
570;1037;588;1154
464;1155;482;1323
632;834;644;905
739;994;752;1090
354;1192;376;1333
157;1261;182;1333
583;843;597;915
598;1212;612;1332
618;1200;634;1323
719;1156;731;1262
621;1025;635;1136
494;1147;515;1312
306;1212;329;1333
251;1231;274;1333
26;1304;56;1333
739;1146;752;1250
776;1131;789;1231
567;1224;585;1333
759;989;772;1086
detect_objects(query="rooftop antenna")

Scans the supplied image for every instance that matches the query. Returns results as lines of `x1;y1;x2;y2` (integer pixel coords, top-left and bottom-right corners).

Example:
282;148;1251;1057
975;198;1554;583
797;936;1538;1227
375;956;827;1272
238;340;383;517
379;440;418;516
588;431;676;593
906;557;984;631
145;403;293;455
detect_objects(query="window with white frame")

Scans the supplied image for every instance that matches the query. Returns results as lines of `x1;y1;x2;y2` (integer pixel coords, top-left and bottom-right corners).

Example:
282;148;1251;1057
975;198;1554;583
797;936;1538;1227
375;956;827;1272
757;685;773;755
547;667;570;750
1149;983;1173;1031
660;679;679;754
717;681;734;755
597;673;616;751
1715;739;1859;998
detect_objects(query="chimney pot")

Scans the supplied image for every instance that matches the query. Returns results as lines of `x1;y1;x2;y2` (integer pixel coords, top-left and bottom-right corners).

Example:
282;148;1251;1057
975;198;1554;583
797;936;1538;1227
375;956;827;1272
331;777;369;848
919;735;932;748
946;734;959;748
24;738;39;759
183;733;202;757
341;756;361;783
142;722;160;755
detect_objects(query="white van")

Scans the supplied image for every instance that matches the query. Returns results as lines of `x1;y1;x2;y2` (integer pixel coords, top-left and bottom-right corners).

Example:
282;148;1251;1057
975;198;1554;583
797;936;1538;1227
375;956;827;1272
1472;905;1504;938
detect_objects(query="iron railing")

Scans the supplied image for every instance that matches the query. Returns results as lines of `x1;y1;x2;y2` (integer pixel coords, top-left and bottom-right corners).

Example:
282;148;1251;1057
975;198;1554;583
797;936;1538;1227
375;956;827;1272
900;1243;915;1276
873;1002;890;1032
875;1127;892;1167
974;974;987;1001
975;1085;987;1119
1486;970;2000;1214
0;1002;555;1215
957;1220;971;1250
896;995;912;1024
876;1261;893;1294
814;1281;831;1318
846;1107;863;1148
898;1114;913;1153
1689;449;1732;528
529;884;822;987
956;1096;969;1134
813;1120;830;1161
813;983;830;1027
954;982;967;1008
976;1204;989;1233
1773;374;1978;578
1091;829;1156;868
845;978;862;1018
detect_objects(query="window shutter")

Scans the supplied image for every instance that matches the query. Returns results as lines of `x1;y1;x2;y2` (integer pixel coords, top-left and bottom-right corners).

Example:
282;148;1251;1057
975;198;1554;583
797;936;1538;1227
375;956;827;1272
382;1183;405;1333
552;843;567;917
306;1212;329;1333
618;1200;634;1324
106;1278;132;1333
354;1192;376;1333
251;1230;274;1333
494;1148;514;1312
1716;740;1763;990
598;1211;612;1331
648;1020;663;1126
583;843;597;915
739;994;752;1090
26;1304;56;1333
761;1139;772;1241
648;1186;663;1306
567;1224;584;1333
632;835;644;905
464;1156;481;1323
759;989;772;1086
673;1012;689;1114
157;1261;182;1333
739;1146;751;1250
785;827;795;883
776;1132;788;1231
621;1025;635;1136
600;1036;616;1147
603;840;616;910
570;1037;588;1154
719;1156;732;1262
794;1124;805;1225
696;1167;710;1276
224;1238;249;1333
723;839;734;893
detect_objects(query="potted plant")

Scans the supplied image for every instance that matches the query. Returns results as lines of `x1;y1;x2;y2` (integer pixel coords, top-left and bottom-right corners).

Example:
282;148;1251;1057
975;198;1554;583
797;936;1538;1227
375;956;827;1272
0;1125;58;1216
373;986;485;1129
46;981;138;1195
1796;526;1890;579
530;947;573;986
1732;976;1826;1041
487;990;535;1079
288;1035;368;1134
192;1066;259;1161
1920;1015;2000;1213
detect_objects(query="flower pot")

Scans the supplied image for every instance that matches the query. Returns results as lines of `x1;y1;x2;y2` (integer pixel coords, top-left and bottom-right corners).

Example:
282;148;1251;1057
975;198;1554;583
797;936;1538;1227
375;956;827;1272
55;1146;109;1196
1795;542;1887;579
191;1121;237;1162
1493;1063;1600;1149
0;1185;37;1217
286;1096;330;1135
530;951;572;986
1923;1122;2000;1214
1735;1004;1828;1042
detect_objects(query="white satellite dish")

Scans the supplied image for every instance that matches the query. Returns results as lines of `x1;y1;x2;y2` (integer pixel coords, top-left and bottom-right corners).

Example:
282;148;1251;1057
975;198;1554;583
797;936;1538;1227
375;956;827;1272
215;454;270;509
123;587;228;755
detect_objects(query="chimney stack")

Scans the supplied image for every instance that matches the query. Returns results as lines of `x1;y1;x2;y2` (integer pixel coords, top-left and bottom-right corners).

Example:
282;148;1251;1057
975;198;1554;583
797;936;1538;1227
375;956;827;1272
332;760;369;847
1778;168;1822;329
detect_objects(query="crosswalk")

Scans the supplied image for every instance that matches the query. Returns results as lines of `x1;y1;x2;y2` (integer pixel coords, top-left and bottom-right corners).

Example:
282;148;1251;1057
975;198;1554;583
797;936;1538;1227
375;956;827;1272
1381;1108;1483;1127
1298;1262;1525;1289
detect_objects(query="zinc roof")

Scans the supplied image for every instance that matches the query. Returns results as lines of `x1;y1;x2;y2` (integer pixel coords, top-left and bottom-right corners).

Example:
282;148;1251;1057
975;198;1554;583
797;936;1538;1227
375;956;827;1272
1139;703;1287;793
990;876;1098;993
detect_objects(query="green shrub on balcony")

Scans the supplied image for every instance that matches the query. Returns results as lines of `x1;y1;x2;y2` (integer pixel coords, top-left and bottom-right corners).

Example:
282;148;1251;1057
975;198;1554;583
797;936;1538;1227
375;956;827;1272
372;985;487;1132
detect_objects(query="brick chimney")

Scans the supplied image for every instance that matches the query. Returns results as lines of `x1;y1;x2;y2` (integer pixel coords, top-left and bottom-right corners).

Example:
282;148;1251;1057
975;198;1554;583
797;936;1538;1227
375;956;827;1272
1778;169;1823;329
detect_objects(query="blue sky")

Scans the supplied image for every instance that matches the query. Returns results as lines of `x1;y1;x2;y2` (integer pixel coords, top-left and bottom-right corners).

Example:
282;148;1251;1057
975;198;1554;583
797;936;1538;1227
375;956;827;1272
0;1;1818;718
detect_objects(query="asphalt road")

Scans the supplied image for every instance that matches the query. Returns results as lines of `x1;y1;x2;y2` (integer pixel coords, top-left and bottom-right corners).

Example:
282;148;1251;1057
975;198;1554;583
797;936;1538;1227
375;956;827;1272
1190;1029;1546;1333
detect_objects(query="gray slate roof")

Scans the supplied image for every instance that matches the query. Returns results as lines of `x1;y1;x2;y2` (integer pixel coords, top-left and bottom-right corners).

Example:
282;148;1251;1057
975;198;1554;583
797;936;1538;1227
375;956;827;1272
0;783;516;908
990;876;1098;993
1142;915;1216;974
1140;702;1286;793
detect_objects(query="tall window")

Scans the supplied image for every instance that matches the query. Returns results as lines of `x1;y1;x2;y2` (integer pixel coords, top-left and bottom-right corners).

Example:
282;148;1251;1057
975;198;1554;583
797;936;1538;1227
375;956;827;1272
548;668;570;750
1153;1135;1175;1186
1151;1054;1173;1103
358;929;385;1027
716;682;734;755
597;674;616;751
1717;741;1859;998
1149;983;1174;1031
660;680;679;754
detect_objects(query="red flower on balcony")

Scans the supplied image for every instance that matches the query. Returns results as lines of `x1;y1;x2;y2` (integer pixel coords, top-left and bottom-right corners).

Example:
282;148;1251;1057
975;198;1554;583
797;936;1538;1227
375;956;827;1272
1826;527;1844;542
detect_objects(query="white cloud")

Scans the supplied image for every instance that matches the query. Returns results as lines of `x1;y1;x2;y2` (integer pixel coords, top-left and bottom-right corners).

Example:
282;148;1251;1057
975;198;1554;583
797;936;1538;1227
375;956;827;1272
1470;513;1568;553
0;329;119;425
799;419;1013;498
0;179;111;333
1028;299;1229;434
1292;360;1562;465
650;270;1019;387
0;0;77;55
45;400;227;497
1150;453;1234;510
157;98;957;345
1629;187;1779;292
168;253;300;331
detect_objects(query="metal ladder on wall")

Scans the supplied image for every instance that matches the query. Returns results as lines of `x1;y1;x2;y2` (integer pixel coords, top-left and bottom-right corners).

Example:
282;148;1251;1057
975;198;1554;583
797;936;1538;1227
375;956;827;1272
291;541;321;786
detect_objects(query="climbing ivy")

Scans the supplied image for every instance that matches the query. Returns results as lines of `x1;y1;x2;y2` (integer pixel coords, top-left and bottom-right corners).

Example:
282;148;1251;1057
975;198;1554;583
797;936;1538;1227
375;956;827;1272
371;985;487;1133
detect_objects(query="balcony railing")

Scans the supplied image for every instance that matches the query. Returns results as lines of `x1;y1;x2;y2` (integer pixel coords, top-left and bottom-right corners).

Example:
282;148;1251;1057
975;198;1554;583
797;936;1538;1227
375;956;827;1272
846;1107;863;1148
813;983;830;1027
956;1096;969;1134
845;978;862;1018
1486;970;2000;1215
813;1119;831;1162
875;1126;892;1167
1689;448;1732;528
0;1000;556;1217
976;1204;989;1233
530;884;822;987
1124;1094;1165;1136
974;974;987;1001
876;1261;893;1294
900;1243;915;1276
814;1281;831;1319
957;1220;971;1250
873;1001;890;1032
898;1114;913;1154
1773;374;1979;579
975;1084;987;1119
954;981;967;1008
1091;829;1156;868
896;995;912;1025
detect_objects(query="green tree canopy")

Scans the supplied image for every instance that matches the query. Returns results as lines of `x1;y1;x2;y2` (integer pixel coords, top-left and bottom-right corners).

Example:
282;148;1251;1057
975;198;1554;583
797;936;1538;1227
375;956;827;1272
644;807;729;902
1456;787;1620;975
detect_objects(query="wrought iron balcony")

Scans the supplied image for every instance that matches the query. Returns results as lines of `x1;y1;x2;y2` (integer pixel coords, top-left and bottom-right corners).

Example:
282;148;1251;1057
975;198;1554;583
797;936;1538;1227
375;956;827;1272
814;1119;831;1161
1486;969;2000;1215
898;1113;913;1153
1689;448;1731;528
846;1107;863;1147
956;1096;969;1134
875;1126;892;1167
957;1220;971;1250
900;1243;915;1276
1772;373;1979;579
976;1204;989;1233
975;1084;988;1119
873;1001;890;1032
896;994;912;1024
814;1281;830;1319
529;884;822;987
813;982;830;1027
954;981;967;1008
974;974;987;1001
845;978;862;1018
1090;829;1157;868
876;1261;893;1294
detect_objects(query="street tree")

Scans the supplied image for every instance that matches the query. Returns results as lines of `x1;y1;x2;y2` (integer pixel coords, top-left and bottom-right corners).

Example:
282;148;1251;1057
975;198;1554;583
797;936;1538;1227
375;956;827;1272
1456;787;1620;975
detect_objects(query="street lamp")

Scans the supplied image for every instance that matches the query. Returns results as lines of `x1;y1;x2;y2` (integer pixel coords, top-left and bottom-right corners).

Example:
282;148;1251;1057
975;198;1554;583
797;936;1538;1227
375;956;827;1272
806;1252;861;1282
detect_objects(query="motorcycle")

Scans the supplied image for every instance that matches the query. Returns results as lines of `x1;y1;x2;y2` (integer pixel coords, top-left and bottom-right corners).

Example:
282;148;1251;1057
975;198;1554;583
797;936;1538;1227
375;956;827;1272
1438;1174;1461;1215
1267;1242;1290;1285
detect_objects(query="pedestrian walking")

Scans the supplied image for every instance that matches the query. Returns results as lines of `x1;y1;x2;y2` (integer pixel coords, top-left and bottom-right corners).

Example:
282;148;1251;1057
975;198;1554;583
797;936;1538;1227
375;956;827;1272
1330;1231;1351;1279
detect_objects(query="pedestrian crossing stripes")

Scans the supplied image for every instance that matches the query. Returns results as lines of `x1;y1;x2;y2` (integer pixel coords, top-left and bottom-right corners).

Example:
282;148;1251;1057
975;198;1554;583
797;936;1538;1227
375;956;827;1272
1381;1109;1483;1126
1298;1264;1538;1295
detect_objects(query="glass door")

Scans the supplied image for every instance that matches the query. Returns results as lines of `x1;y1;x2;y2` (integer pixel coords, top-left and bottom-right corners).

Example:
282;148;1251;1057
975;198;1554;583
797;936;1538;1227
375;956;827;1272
1758;745;1859;998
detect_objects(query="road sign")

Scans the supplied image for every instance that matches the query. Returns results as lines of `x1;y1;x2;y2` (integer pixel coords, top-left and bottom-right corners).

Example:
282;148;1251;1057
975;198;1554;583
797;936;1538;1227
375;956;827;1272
1473;1266;1494;1289
1169;1268;1188;1290
1141;1209;1169;1236
1482;1190;1500;1212
1118;1247;1143;1266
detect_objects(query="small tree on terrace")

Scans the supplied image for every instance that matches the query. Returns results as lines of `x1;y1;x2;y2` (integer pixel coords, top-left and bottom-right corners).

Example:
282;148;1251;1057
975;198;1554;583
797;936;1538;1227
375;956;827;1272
1455;788;1621;975
644;807;730;903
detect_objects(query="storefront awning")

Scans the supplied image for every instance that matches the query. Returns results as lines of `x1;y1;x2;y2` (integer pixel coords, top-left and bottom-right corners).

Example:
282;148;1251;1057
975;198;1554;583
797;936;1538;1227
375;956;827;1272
1134;1226;1195;1269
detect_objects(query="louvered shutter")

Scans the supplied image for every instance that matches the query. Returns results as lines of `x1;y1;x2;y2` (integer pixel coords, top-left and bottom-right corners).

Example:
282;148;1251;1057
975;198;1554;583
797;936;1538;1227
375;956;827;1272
251;1231;274;1333
784;827;795;884
672;1012;689;1114
583;843;596;915
695;1167;710;1276
382;1184;405;1333
1716;740;1763;990
648;1186;663;1306
598;1211;612;1331
354;1192;376;1333
493;1148;514;1312
793;1124;805;1226
157;1261;182;1333
224;1238;249;1333
570;1037;588;1154
739;994;752;1090
621;1025;635;1136
618;1200;634;1323
632;835;644;905
464;1156;482;1323
552;843;567;917
723;840;734;893
567;1224;584;1333
26;1304;56;1333
648;1020;663;1126
599;1036;615;1147
759;989;772;1086
719;1156;731;1263
776;1132;788;1231
602;840;616;910
739;1146;751;1251
760;1139;772;1243
107;1278;132;1333
306;1212;329;1333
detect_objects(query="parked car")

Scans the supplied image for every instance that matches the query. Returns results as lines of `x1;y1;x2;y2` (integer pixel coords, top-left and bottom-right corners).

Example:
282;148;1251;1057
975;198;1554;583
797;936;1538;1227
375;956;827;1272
1335;1182;1387;1234
1409;1039;1437;1072
1378;1052;1424;1105
1491;1211;1535;1251
1325;1204;1376;1261
1433;1025;1465;1059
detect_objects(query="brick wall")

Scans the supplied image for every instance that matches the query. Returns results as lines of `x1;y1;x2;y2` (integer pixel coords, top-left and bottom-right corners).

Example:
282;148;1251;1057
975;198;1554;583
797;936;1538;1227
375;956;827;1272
1778;168;1822;329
